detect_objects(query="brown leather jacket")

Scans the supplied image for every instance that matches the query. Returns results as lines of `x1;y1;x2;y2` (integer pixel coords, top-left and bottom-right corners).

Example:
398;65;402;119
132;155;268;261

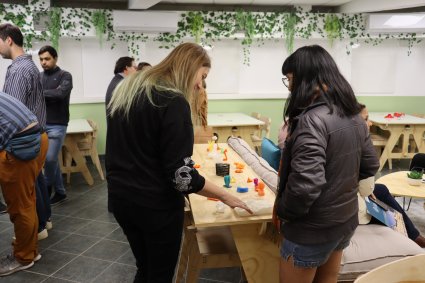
277;102;379;244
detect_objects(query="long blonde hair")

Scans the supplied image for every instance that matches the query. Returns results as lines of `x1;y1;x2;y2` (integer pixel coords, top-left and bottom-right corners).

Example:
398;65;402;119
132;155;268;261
109;42;211;118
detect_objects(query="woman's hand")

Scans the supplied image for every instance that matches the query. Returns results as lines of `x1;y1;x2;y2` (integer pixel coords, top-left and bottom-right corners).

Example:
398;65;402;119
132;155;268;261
197;179;253;214
220;193;253;214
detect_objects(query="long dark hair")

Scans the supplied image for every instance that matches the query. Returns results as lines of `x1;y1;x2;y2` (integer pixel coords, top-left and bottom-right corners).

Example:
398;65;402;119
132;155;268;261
282;45;360;126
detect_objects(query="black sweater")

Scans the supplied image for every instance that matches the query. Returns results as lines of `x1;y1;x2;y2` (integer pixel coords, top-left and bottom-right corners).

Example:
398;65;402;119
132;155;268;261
41;67;73;125
105;90;205;209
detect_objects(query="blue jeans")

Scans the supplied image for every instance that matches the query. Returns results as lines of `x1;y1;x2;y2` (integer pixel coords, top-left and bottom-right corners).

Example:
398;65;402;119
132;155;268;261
373;183;419;241
36;172;51;231
44;124;67;195
280;231;353;268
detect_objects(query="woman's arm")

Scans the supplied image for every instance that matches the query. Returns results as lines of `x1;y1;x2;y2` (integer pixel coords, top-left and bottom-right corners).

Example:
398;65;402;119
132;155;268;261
197;180;252;213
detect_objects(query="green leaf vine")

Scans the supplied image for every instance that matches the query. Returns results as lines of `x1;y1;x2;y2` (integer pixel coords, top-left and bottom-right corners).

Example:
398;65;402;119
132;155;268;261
0;1;423;63
282;12;299;54
324;14;341;47
91;10;107;47
187;11;204;44
47;7;61;50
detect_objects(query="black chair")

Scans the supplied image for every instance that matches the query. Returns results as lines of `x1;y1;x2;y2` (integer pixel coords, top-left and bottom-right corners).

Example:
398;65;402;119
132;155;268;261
405;153;425;210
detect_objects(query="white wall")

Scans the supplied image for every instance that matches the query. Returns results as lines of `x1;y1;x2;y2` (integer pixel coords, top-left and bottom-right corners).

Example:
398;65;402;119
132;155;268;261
0;37;423;103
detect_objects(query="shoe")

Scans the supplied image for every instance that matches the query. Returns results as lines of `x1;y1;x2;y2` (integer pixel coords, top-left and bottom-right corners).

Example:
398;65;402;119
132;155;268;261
415;235;425;248
38;229;48;241
46;220;53;230
50;193;67;206
34;254;41;262
0;254;34;276
0;202;6;214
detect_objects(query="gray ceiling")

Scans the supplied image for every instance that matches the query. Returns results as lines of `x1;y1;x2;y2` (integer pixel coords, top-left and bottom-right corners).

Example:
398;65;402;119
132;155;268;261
3;0;425;12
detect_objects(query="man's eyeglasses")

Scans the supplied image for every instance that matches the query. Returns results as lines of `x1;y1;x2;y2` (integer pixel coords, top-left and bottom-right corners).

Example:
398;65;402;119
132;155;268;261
282;77;289;88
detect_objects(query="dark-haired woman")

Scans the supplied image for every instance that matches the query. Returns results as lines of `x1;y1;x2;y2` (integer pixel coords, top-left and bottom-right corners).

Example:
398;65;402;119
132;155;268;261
275;45;379;283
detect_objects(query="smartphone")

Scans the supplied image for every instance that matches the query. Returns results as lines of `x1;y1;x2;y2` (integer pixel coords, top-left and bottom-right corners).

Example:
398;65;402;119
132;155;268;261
368;196;390;211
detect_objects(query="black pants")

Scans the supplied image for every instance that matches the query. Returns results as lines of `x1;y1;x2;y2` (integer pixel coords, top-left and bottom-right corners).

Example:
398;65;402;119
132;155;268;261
111;197;184;283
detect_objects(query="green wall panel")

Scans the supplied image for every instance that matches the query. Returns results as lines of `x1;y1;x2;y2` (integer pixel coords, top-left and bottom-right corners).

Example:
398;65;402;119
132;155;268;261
70;97;425;154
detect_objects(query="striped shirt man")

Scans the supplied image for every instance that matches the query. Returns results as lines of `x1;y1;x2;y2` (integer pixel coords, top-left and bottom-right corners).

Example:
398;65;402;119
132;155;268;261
0;91;38;150
3;54;46;127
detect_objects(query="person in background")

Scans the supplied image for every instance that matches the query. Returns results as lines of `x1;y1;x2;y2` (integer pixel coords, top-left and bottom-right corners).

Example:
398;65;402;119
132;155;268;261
0;23;51;240
105;56;137;107
137;61;152;72
0;92;48;276
104;56;137;213
0;23;45;214
39;45;73;206
106;42;251;283
358;104;425;248
275;45;379;283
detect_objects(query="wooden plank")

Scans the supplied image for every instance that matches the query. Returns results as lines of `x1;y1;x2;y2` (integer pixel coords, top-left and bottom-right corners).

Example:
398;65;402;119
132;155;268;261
230;224;280;283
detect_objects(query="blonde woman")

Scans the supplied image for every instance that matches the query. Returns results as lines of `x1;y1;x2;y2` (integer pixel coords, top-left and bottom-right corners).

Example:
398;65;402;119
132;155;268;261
106;43;251;283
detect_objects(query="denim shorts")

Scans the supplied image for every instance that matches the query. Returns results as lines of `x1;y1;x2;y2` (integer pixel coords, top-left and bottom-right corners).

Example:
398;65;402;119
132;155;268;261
280;231;354;268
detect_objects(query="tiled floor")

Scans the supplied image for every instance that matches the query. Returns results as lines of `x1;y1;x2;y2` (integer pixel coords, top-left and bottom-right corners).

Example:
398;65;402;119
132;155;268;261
0;158;423;283
0;162;244;283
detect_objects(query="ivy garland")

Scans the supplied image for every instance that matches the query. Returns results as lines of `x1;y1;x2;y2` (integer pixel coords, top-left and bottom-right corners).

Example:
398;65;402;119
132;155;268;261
187;11;204;44
47;7;61;50
0;1;423;63
282;12;299;54
324;14;341;47
91;10;107;47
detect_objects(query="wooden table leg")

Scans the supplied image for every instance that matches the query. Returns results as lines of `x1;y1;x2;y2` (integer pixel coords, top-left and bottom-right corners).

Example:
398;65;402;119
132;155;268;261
378;127;403;171
413;125;425;153
230;223;280;283
63;135;94;185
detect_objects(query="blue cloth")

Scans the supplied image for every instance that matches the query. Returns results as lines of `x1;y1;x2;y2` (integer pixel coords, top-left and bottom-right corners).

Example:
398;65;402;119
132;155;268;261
44;124;67;195
261;138;281;171
373;183;419;241
36;172;51;231
280;230;353;268
0;92;37;150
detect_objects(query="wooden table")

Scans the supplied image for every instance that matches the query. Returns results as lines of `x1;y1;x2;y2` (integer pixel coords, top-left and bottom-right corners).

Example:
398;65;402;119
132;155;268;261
368;113;425;171
207;113;265;148
376;171;425;209
190;143;280;283
61;119;94;185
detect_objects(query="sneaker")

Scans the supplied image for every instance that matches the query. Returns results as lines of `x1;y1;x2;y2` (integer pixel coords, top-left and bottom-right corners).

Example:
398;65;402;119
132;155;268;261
34;254;41;262
0;202;6;214
38;229;48;241
0;254;34;276
46;220;53;230
50;193;67;206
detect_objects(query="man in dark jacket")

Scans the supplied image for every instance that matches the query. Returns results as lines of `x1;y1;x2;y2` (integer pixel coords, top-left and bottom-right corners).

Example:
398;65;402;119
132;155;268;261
105;56;137;212
39;45;73;206
105;56;137;107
